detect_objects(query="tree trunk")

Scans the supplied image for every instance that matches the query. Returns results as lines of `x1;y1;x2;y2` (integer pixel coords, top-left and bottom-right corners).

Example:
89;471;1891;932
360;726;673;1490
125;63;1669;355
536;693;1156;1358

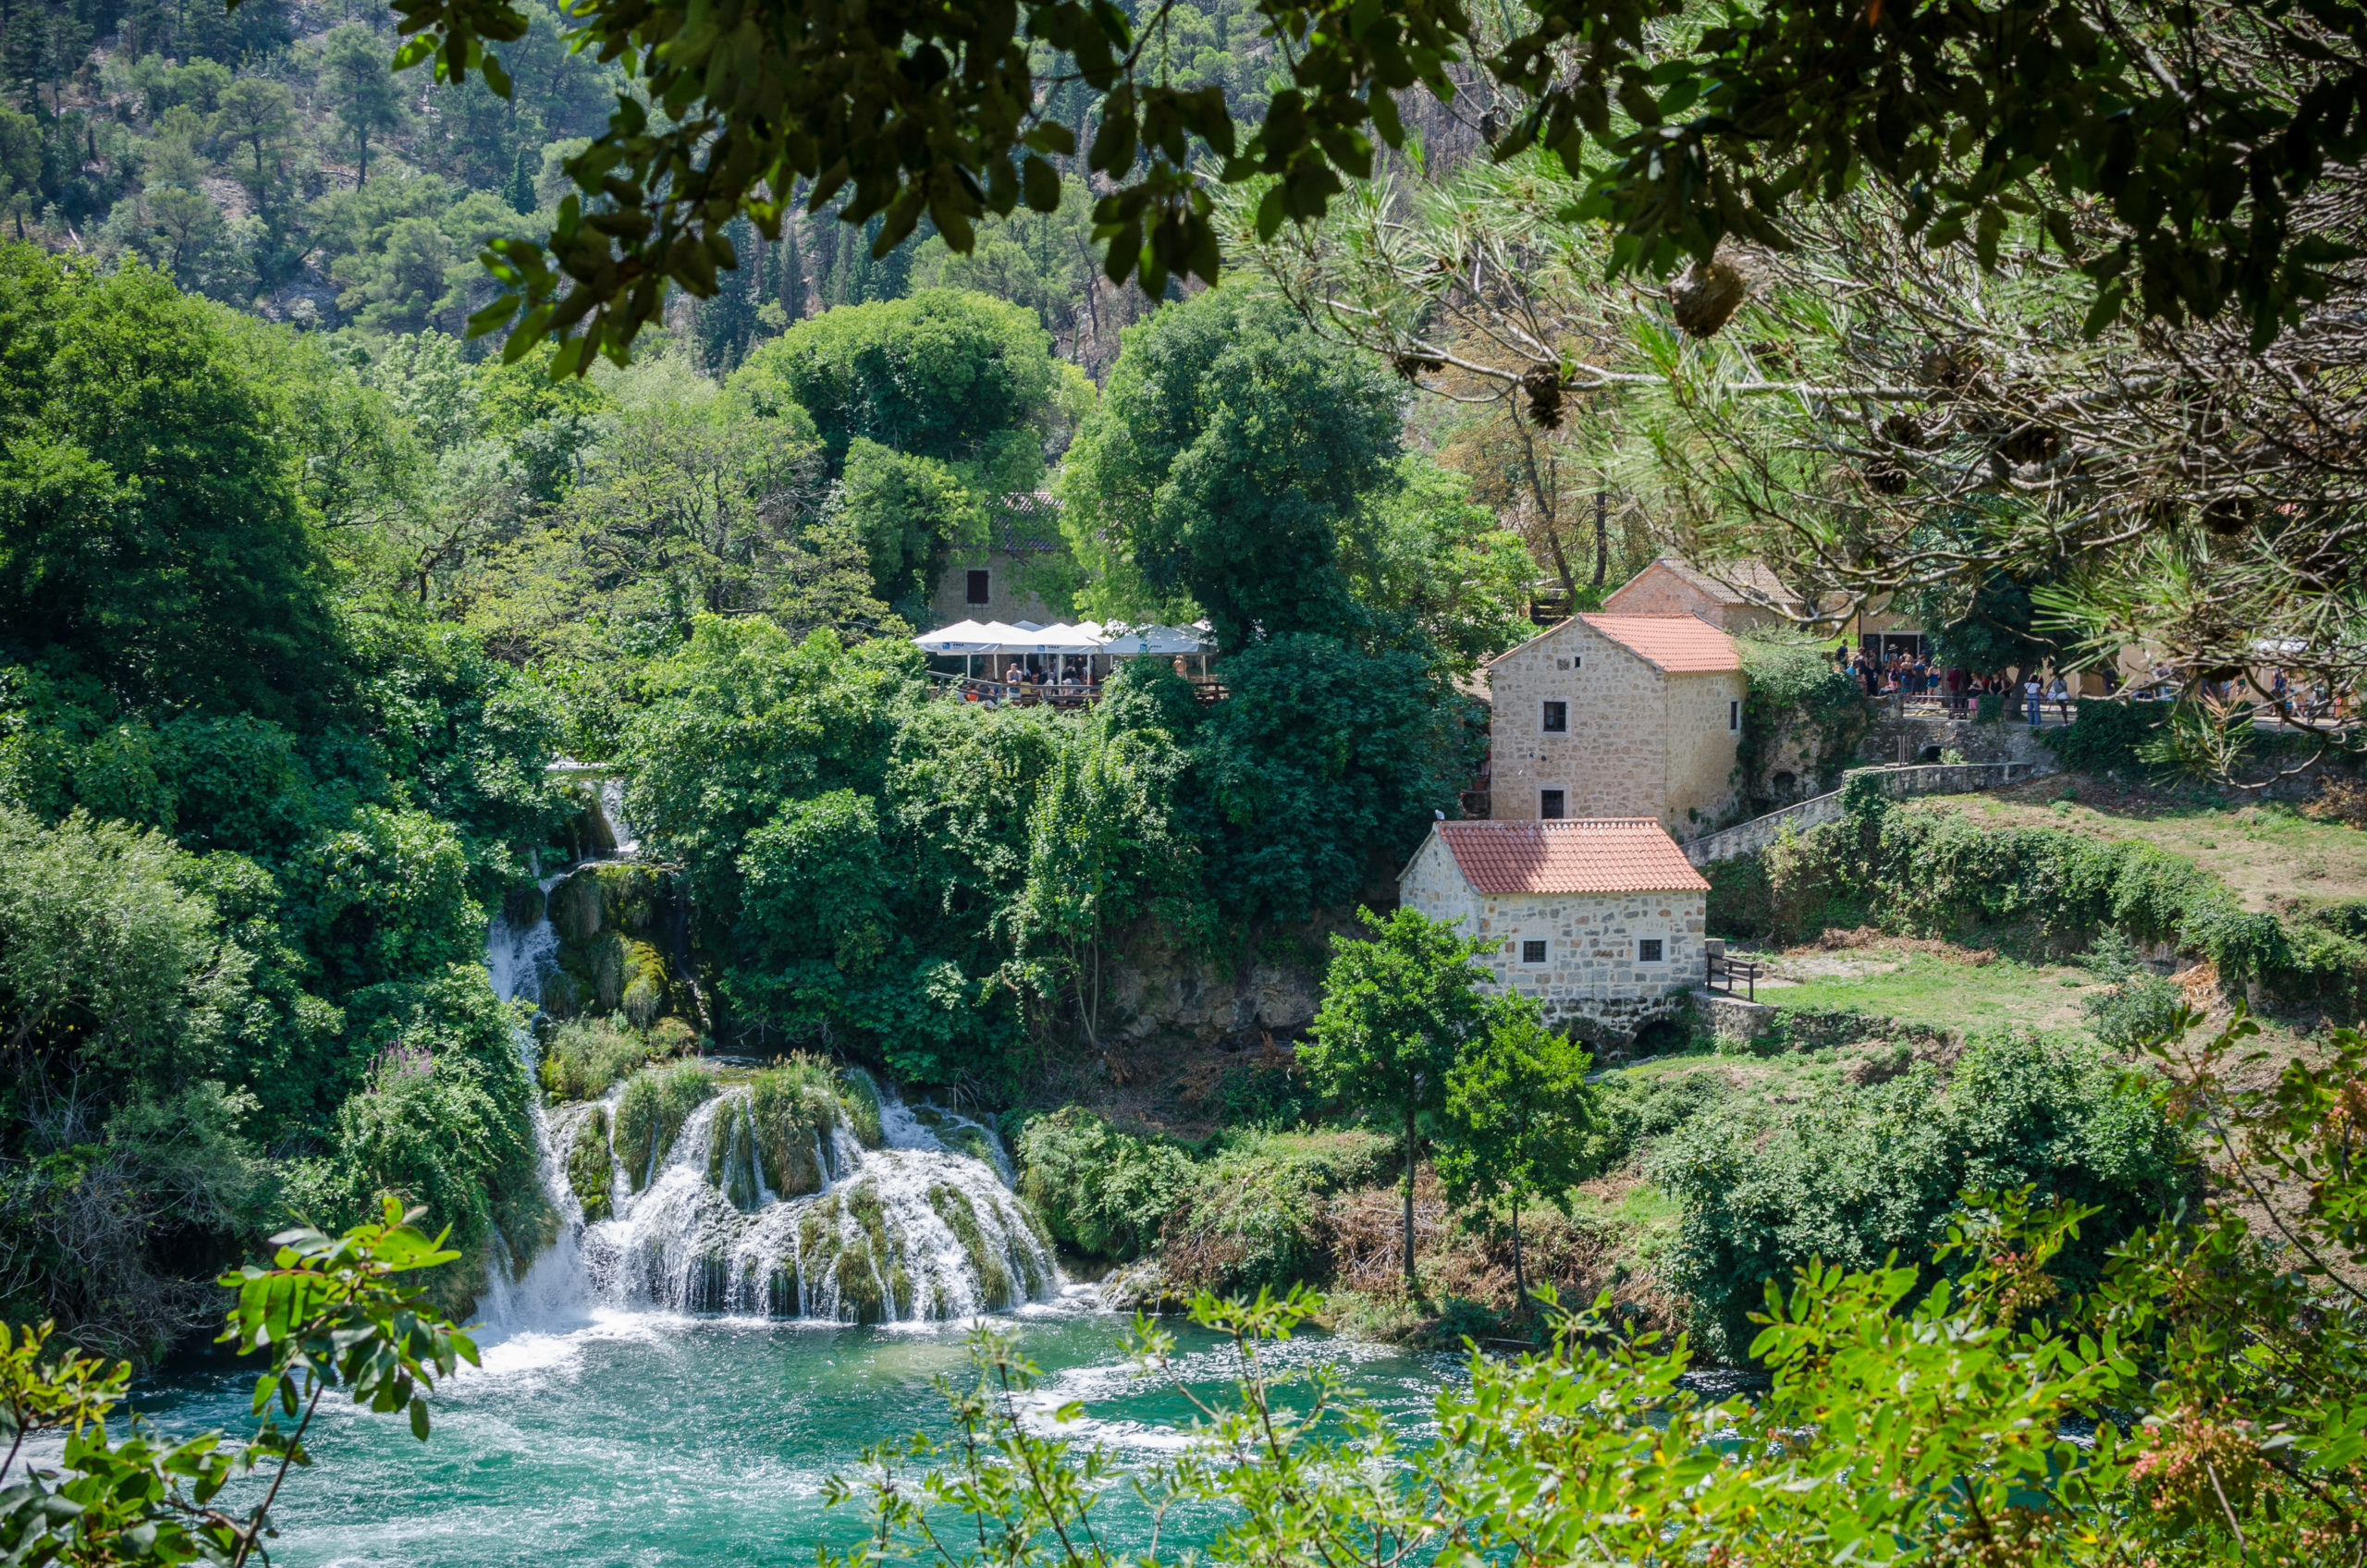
1516;429;1576;601
1592;488;1608;587
1511;1198;1527;1311
1402;1109;1418;1292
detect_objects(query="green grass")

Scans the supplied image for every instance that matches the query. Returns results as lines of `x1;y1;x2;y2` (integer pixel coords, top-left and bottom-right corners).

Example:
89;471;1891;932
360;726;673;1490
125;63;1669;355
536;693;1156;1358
1928;790;2367;914
1759;949;2096;1035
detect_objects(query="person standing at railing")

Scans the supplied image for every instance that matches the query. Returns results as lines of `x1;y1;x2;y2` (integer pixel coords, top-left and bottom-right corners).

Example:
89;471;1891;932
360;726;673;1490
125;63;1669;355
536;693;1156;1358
2049;673;2071;722
2025;674;2044;726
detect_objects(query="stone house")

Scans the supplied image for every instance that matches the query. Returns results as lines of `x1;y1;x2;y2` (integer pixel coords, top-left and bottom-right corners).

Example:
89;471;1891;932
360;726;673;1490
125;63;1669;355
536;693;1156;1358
1485;614;1747;835
1397;818;1709;1039
926;492;1073;630
1606;556;1929;660
1603;556;1804;630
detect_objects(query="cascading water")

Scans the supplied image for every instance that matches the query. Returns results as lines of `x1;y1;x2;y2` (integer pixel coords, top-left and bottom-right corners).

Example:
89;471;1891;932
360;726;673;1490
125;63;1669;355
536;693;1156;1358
578;1089;1054;1323
478;866;1054;1330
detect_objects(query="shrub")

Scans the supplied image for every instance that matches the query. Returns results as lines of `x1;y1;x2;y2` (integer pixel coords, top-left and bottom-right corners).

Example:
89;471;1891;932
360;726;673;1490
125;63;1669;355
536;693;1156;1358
1580;1070;1733;1173
836;1066;885;1148
2042;699;2166;774
1654;1029;2190;1359
567;1108;614;1220
748;1054;843;1195
539;1015;649;1101
2084;974;2187;1051
1010;1108;1196;1258
611;1061;716;1191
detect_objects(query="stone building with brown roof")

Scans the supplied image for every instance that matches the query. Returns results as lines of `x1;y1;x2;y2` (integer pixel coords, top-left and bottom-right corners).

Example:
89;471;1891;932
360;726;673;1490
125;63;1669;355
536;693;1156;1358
1603;557;1804;630
926;491;1075;630
1484;613;1748;836
1397;818;1709;1038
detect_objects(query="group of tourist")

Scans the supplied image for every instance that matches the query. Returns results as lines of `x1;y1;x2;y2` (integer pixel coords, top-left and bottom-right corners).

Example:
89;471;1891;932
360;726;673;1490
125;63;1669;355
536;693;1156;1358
1844;649;2082;724
959;655;1197;705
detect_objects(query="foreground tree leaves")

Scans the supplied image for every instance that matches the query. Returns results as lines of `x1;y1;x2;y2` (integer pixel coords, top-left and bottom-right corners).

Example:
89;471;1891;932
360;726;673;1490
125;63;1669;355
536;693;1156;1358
352;0;2367;369
0;1196;473;1566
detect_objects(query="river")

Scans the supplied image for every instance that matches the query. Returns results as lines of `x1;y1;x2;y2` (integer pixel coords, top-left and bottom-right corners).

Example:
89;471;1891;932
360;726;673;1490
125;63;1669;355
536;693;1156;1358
130;1299;1453;1566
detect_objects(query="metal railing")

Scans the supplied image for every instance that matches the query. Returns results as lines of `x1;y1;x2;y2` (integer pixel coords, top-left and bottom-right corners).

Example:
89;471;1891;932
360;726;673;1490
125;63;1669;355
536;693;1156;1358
925;671;1230;707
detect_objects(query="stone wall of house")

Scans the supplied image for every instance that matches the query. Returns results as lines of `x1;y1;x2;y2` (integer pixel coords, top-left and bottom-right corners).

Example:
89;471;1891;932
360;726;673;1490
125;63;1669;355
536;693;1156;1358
1396;835;1475;927
1488;620;1672;823
1665;668;1749;832
926;548;1062;631
1474;888;1705;1036
1486;619;1746;831
1399;833;1700;1042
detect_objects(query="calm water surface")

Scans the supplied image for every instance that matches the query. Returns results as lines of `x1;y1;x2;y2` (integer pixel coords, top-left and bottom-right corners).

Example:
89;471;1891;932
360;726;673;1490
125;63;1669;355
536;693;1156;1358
131;1293;1455;1568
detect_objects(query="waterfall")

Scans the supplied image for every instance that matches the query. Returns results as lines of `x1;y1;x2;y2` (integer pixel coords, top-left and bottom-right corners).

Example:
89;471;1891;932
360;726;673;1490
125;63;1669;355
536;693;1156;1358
479;874;593;1329
576;1088;1053;1322
478;869;1055;1329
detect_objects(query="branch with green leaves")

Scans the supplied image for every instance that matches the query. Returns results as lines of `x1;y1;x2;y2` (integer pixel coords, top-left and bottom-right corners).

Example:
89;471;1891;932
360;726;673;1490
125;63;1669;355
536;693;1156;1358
0;1196;476;1567
333;0;2367;373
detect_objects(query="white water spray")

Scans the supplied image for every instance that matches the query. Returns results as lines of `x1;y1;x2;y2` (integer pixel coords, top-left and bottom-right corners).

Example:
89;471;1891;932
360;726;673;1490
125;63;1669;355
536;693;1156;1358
478;875;1054;1332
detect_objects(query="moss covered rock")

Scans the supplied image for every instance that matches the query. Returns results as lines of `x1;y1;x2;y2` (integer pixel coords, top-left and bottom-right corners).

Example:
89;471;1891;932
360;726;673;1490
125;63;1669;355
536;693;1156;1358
548;869;604;943
595;863;663;936
613;1061;716;1191
568;1107;615;1220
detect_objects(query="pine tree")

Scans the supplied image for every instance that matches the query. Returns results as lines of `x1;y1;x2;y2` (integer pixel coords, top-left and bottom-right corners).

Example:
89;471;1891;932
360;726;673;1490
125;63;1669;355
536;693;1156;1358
504;143;536;215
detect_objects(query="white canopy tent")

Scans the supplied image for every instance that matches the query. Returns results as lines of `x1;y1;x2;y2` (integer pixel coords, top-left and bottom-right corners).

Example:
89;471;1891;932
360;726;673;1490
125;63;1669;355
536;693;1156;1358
1078;620;1213;655
913;619;1005;655
915;621;1108;686
1083;620;1217;680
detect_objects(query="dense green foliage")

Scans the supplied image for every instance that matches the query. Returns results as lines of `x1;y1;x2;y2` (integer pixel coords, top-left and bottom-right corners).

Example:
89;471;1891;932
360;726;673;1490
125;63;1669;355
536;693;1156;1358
1656;1028;2191;1358
1009;1108;1391;1297
619;617;1477;1084
0;249;566;1354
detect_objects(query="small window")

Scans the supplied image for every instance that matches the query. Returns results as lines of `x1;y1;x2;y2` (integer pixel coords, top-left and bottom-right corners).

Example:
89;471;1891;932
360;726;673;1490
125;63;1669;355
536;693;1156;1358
1521;939;1548;965
1555;657;1569;670
1539;789;1565;820
1637;938;1664;963
965;569;990;606
1541;700;1568;733
1729;700;1740;732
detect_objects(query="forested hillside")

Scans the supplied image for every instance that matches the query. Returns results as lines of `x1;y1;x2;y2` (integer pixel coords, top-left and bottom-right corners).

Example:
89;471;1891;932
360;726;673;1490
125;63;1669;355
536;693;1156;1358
0;0;1348;374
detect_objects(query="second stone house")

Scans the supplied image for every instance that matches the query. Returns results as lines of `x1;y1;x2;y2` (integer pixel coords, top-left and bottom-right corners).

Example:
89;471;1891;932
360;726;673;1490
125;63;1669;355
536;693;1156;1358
1397;817;1709;1040
1486;613;1747;837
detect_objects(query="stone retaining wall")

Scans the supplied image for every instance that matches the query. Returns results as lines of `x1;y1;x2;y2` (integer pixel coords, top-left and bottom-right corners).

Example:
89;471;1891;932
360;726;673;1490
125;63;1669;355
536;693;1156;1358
1679;759;2057;865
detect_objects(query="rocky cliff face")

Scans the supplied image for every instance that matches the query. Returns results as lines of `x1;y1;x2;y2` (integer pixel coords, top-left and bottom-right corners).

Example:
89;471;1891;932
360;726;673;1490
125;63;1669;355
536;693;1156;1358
509;864;676;1026
1102;914;1362;1047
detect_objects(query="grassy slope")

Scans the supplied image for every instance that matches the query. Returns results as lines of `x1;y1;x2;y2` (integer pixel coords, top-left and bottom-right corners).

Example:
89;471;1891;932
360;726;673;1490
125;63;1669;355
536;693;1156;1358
1920;777;2367;913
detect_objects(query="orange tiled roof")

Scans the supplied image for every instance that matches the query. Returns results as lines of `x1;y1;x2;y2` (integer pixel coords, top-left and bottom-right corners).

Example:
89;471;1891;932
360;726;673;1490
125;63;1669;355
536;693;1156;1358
1578;614;1742;673
1433;819;1711;895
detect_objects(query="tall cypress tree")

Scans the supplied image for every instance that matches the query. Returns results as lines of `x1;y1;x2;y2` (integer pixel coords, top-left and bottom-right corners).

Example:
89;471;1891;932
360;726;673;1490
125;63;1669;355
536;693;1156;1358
504;143;536;214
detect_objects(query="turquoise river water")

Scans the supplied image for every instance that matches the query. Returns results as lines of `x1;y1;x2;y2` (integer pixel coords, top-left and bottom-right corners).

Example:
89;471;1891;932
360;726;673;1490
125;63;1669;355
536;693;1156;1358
129;1297;1454;1567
